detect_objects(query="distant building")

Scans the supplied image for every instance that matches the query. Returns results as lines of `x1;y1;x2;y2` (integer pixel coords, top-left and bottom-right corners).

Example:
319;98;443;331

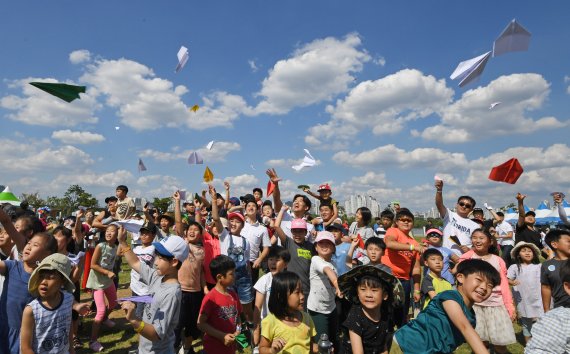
344;195;381;217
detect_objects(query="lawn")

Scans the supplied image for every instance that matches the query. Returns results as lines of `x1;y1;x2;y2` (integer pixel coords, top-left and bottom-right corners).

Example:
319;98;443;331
75;258;526;353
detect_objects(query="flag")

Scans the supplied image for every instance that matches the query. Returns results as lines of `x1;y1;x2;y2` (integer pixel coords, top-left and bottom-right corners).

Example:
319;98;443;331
488;158;523;184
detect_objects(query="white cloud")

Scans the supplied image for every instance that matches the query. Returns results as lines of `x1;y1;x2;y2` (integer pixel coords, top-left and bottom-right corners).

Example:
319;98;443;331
565;75;570;94
254;33;371;114
0;78;100;127
248;60;259;72
418;74;566;143
69;49;91;64
333;144;467;171
139;141;241;162
373;56;386;66
306;69;453;149
51;130;105;144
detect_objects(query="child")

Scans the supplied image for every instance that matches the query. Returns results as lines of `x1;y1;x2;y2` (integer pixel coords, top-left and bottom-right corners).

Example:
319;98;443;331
328;223;351;276
347;235;386;268
313;204;335;231
274;205;313;308
114;184;135;220
0;232;57;354
173;190;207;353
507;241;543;343
119;233;189;353
456;229;516;353
303;183;338;227
525;259;570;353
86;224;119;352
424;228;458;285
392;259;500;354
129;221;156;317
259;271;317;354
20;253;76;354
198;255;242;354
253;245;290;349
375;209;395;238
337;264;401;354
421;248;453;309
308;231;342;352
541;229;570;311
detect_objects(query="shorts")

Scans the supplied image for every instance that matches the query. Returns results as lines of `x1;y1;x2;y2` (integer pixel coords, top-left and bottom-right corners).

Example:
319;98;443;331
232;270;253;304
473;305;516;345
519;317;537;337
175;290;204;344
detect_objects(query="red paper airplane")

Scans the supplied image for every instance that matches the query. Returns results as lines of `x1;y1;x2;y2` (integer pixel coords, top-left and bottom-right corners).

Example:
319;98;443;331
488;158;523;184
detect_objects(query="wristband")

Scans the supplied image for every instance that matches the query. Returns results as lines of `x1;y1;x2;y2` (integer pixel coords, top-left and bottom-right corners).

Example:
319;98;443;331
409;244;414;251
134;321;145;333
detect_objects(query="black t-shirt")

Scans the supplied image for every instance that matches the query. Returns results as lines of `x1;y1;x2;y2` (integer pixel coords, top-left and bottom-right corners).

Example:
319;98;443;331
341;305;391;354
515;224;542;250
540;259;570;308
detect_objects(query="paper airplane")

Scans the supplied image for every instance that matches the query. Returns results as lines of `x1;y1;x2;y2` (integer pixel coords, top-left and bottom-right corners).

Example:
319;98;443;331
489;102;502;110
29;82;86;103
493;19;531;57
267;181;276;197
187;151;203;165
450;52;491;87
190;104;199;112
203;166;214;183
115;126;120;130
68;251;85;266
114;219;145;233
206;141;214;150
292;149;316;171
250;164;256;171
488;158;523;184
434;175;442;181
175;46;189;73
138;158;147;172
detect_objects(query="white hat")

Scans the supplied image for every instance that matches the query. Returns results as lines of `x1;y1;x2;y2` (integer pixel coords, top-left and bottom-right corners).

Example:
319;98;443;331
153;236;189;262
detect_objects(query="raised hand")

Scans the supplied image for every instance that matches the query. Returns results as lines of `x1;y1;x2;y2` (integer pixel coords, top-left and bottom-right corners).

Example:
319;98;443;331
516;193;526;202
265;168;282;183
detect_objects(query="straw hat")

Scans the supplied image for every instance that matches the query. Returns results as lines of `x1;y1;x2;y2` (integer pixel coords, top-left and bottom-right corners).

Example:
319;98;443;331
510;241;540;260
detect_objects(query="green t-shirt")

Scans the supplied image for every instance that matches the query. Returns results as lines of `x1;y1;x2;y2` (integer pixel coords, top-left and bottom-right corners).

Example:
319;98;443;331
394;290;475;354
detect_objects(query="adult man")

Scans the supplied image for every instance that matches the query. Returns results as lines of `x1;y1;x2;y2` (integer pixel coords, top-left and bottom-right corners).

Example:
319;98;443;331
265;168;314;240
435;179;479;256
515;193;544;252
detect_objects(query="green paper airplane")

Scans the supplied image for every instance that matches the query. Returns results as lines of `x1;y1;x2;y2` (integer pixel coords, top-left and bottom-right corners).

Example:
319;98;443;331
29;82;86;102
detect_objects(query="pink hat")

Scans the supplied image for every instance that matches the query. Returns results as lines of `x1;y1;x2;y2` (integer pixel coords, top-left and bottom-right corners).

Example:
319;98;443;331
228;212;245;223
291;218;307;230
426;228;443;237
315;231;335;245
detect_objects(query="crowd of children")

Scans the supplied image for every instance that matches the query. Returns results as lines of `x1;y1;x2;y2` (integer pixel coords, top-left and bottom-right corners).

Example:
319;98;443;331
0;171;569;354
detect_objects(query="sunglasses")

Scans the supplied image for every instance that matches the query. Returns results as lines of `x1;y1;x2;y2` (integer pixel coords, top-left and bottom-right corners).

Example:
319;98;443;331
458;201;473;209
398;218;413;223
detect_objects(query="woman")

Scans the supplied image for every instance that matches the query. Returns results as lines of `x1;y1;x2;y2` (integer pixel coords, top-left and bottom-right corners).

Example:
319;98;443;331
348;207;375;241
380;208;423;327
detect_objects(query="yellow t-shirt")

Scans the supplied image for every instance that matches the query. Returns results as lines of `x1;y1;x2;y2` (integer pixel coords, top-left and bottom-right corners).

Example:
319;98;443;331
261;312;316;354
421;272;453;309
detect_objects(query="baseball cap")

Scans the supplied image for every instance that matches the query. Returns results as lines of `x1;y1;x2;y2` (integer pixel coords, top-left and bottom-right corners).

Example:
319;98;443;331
425;228;443;238
28;253;75;297
140;220;157;234
291;218;307;230
472;207;484;214
228;197;240;207
104;196;118;204
240;194;256;205
317;183;331;192
315;231;336;246
326;223;347;235
152;236;189;262
525;211;536;217
228;211;245;223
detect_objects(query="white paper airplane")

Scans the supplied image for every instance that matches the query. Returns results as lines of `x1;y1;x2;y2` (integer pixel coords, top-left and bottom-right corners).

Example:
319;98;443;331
175;46;189;73
187;151;203;164
450;51;491;87
206;141;214;150
489;102;502;110
292;149;317;171
493;19;531;57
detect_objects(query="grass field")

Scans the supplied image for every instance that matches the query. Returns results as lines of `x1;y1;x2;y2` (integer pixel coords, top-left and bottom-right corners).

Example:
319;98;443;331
75;258;526;353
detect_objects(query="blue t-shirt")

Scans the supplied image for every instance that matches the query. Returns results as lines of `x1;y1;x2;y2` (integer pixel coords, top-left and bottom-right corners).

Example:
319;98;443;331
332;242;351;276
0;260;34;354
424;246;455;285
394;290;475;354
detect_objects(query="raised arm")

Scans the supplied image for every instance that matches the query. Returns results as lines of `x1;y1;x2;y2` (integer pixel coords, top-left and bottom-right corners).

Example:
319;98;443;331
274;205;289;245
266;168;283;212
516;193;526;228
199;190;212;209
303;188;320;199
117;226;141;273
0;207;27;252
224;181;231;210
554;193;570;226
72;209;85;247
208;185;223;233
434;179;447;219
173;191;184;237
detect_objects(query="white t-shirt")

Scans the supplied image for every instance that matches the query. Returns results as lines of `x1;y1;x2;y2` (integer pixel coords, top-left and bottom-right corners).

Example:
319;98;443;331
507;263;543;318
253;272;273;319
219;229;250;259
242;220;271;262
280;212;315;242
130;245;156;295
496;221;514;246
307;256;337;314
442;209;479;255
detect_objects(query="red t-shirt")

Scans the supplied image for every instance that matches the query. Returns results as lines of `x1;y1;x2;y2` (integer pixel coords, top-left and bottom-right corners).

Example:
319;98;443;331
202;231;220;284
199;288;242;354
381;227;420;280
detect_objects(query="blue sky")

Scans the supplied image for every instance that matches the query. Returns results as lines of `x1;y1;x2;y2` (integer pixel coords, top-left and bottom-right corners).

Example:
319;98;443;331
1;1;569;212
